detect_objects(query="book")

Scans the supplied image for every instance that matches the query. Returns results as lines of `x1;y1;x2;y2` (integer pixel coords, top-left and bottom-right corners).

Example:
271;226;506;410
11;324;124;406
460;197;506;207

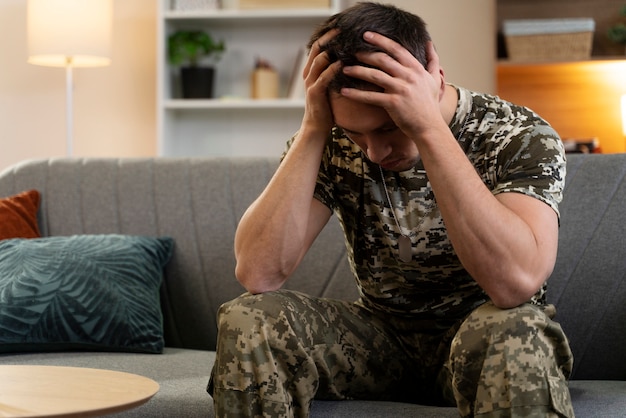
287;47;308;99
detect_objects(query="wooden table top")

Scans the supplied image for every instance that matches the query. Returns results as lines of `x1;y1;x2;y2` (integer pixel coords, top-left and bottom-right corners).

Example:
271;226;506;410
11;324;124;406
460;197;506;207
0;365;159;417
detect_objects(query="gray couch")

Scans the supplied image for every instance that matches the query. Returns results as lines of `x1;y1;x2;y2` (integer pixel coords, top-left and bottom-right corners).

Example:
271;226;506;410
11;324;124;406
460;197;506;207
0;153;625;417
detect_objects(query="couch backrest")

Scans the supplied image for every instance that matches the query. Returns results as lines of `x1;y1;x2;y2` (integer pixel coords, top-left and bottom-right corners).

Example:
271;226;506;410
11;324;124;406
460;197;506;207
0;158;358;352
0;154;624;380
547;153;626;380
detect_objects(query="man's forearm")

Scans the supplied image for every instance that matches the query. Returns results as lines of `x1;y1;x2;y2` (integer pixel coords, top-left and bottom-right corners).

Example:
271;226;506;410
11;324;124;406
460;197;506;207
418;127;558;308
234;130;329;293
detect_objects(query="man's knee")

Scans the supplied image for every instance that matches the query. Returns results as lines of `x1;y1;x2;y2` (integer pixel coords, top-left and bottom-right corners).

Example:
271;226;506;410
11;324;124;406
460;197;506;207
454;302;571;365
217;290;302;331
216;290;308;358
449;302;574;417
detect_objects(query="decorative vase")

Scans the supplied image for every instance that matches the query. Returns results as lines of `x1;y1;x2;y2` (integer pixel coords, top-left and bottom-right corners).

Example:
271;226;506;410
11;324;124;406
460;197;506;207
181;67;215;99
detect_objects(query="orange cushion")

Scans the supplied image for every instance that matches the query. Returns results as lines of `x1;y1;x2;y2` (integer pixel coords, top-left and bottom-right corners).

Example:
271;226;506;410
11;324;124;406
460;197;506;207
0;190;41;240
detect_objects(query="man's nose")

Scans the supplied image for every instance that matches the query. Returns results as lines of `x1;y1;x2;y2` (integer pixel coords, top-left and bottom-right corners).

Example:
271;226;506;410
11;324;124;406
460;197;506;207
366;138;392;164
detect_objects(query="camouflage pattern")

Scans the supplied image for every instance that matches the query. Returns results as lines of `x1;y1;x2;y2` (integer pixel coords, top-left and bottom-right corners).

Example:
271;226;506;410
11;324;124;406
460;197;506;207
209;85;573;416
310;85;566;321
448;302;574;417
208;290;574;417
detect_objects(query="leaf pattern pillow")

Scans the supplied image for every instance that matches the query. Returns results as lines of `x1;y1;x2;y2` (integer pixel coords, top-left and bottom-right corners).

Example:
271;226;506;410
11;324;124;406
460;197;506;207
0;234;174;354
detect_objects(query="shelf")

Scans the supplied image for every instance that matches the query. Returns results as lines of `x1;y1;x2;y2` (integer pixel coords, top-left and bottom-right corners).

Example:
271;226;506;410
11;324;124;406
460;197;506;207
157;0;336;157
497;56;626;66
164;98;305;109
497;59;626;154
164;8;335;21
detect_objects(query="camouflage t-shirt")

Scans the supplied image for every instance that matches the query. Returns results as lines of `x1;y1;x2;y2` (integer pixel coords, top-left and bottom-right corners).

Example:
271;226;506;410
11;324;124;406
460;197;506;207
288;85;566;322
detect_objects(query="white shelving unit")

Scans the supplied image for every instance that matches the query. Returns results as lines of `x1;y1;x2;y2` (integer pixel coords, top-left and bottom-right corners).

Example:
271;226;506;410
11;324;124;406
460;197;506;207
157;0;342;157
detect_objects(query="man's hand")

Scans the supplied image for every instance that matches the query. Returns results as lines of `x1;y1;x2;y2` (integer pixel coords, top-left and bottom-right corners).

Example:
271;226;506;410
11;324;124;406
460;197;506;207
300;29;342;139
339;32;447;142
233;31;339;294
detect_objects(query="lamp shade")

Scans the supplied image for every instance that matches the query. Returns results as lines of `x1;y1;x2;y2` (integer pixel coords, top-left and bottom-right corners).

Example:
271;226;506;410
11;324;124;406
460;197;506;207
27;0;112;67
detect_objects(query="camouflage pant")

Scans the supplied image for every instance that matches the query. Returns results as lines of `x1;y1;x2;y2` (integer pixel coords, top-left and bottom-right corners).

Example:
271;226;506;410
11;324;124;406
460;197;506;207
207;290;574;417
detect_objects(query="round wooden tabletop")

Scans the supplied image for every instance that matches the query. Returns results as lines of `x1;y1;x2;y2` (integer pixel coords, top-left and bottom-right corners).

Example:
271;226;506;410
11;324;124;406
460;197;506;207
0;365;159;417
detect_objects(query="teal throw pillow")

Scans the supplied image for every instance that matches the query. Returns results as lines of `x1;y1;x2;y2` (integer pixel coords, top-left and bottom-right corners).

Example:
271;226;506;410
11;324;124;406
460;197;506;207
0;234;174;354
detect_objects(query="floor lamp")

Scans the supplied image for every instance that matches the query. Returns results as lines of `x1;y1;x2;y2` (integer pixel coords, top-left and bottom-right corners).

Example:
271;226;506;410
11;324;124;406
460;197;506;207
27;0;112;157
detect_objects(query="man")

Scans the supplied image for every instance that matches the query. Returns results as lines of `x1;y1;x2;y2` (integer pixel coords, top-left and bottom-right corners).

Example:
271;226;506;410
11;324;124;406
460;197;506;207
208;3;574;417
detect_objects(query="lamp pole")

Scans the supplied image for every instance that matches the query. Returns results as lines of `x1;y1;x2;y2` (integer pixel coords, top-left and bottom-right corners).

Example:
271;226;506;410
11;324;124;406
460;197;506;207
65;57;74;156
27;0;112;158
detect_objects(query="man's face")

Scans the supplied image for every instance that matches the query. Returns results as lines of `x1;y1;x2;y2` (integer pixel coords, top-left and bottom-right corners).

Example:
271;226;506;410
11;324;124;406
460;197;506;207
329;92;421;172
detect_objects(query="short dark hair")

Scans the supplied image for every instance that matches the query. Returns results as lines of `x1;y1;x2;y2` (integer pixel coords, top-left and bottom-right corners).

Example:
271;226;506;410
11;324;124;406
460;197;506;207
307;2;432;92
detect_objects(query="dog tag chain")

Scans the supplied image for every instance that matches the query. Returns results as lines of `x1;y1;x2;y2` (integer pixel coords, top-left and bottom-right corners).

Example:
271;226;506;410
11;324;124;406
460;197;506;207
379;166;436;263
378;111;469;262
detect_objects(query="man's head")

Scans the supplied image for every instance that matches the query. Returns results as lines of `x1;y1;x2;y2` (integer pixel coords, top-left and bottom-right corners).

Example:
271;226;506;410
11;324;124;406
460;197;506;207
308;2;432;93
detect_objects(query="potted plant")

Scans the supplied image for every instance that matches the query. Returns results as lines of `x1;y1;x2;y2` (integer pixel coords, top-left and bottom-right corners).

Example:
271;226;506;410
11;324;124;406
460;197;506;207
168;30;225;99
608;5;626;53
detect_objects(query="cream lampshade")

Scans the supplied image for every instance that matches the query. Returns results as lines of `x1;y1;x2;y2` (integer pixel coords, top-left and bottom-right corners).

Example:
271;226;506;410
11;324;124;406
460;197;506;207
27;0;112;155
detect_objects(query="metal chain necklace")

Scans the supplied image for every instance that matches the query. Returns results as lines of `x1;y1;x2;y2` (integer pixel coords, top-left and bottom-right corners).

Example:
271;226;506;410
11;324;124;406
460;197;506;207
378;109;471;262
379;165;436;262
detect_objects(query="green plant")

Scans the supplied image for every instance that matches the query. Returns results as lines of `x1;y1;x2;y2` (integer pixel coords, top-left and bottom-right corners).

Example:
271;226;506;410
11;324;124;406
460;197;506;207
167;30;225;67
608;5;626;45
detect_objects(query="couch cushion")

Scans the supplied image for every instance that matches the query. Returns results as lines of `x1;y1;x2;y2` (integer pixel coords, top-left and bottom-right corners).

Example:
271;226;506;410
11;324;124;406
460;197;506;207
0;349;624;417
548;154;626;380
0;234;173;354
0;189;40;240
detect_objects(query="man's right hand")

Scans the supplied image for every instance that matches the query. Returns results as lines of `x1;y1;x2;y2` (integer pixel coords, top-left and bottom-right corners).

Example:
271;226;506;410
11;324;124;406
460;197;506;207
300;29;341;140
232;32;338;294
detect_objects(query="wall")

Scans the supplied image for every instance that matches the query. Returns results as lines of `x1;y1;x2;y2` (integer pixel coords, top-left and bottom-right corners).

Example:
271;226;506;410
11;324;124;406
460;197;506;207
0;0;157;172
348;0;496;94
1;0;494;172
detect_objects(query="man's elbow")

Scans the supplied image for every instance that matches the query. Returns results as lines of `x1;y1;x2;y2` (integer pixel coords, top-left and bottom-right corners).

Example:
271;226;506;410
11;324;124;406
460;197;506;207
488;271;551;309
235;261;287;294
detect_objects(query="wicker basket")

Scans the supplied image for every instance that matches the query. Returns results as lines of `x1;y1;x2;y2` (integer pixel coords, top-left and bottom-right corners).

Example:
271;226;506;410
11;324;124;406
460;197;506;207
504;19;595;62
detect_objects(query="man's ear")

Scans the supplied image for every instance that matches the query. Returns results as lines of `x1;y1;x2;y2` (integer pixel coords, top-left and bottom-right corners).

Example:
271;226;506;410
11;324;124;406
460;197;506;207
425;41;445;96
438;67;446;100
